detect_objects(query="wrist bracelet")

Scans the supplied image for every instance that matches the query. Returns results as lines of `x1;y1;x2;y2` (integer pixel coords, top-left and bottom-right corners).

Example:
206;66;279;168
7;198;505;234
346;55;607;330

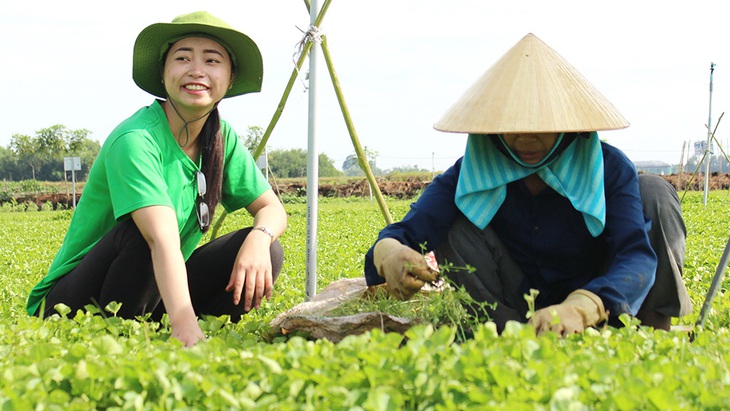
253;226;275;242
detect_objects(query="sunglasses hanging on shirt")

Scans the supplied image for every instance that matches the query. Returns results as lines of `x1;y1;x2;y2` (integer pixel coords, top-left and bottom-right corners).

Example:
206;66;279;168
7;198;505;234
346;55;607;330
195;171;210;231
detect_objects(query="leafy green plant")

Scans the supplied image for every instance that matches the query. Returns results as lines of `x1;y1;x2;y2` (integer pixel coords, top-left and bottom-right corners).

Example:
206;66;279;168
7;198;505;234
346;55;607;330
0;192;729;409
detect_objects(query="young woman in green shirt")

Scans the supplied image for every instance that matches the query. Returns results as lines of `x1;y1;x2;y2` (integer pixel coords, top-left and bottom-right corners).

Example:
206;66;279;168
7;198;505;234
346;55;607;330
27;11;287;347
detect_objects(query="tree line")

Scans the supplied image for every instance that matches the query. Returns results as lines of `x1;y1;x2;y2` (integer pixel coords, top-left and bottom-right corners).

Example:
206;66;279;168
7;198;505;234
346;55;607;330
1;125;429;183
242;126;427;178
0;125;100;181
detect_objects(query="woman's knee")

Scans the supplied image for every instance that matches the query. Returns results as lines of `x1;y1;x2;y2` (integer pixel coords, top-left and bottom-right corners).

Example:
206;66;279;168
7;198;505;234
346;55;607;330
270;240;284;282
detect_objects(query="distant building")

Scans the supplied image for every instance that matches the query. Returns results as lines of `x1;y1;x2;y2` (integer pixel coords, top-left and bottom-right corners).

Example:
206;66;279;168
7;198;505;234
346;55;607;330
634;160;673;175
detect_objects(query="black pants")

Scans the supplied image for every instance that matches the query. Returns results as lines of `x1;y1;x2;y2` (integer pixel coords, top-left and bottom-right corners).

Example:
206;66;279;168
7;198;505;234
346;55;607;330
40;219;284;322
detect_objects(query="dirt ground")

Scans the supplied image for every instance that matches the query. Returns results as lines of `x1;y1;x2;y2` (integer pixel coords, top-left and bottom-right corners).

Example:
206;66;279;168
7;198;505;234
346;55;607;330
662;172;730;191
12;173;730;210
270;175;432;199
272;172;730;198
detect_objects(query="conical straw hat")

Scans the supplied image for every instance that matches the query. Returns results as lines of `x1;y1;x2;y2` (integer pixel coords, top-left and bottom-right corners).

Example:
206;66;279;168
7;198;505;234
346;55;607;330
434;33;629;134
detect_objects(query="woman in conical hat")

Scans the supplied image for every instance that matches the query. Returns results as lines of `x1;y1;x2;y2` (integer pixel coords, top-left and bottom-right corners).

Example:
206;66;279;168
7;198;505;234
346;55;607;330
364;33;691;336
27;11;288;347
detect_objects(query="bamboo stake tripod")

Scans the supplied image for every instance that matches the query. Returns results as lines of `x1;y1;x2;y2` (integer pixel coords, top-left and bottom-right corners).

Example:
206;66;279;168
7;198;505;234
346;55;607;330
210;0;394;299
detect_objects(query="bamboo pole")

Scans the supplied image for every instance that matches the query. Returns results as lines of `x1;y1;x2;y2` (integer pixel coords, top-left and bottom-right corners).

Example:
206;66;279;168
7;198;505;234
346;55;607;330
253;0;333;162
210;0;333;239
696;233;730;328
682;113;725;203
703;63;716;206
304;0;390;223
319;35;393;224
211;0;394;239
711;113;728;166
681;151;707;203
678;140;685;191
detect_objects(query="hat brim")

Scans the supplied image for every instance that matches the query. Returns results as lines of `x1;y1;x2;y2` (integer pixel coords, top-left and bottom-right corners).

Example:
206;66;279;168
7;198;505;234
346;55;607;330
133;22;263;98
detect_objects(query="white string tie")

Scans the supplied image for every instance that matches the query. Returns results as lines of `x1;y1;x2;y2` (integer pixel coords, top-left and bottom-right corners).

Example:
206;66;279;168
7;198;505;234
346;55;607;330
292;25;324;91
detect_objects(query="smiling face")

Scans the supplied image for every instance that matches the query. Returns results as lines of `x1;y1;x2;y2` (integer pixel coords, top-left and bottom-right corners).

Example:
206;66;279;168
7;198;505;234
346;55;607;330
501;133;560;164
162;36;234;116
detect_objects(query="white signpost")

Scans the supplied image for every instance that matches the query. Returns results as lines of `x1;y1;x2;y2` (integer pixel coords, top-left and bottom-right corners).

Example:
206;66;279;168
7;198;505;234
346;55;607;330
63;156;81;208
255;146;268;180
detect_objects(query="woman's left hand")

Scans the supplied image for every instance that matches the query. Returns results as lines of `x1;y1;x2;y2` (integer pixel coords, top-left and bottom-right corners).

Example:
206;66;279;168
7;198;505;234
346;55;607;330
530;304;587;337
529;289;607;337
225;230;273;312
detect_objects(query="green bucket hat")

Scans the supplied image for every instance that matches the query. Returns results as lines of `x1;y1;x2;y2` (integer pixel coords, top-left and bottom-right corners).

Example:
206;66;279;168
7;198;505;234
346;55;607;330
133;11;263;99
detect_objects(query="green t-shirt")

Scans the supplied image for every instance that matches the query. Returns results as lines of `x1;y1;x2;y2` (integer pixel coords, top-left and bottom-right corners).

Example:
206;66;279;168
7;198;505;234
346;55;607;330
27;100;270;315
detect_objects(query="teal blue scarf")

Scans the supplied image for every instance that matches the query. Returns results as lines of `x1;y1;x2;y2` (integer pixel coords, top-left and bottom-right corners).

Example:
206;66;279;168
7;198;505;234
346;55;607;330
455;132;606;237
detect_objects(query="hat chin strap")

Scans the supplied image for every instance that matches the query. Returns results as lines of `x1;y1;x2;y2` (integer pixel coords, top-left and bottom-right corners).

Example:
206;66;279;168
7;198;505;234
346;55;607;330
166;97;219;147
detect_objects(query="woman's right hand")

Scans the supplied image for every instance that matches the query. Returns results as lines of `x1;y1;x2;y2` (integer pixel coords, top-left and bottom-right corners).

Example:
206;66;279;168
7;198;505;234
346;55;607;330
373;238;439;300
132;206;205;348
170;315;206;347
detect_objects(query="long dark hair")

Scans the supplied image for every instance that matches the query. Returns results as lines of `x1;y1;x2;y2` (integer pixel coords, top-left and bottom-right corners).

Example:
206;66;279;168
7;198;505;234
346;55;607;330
199;108;224;233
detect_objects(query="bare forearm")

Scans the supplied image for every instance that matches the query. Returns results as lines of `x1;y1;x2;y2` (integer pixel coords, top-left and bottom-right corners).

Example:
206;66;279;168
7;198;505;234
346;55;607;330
131;206;196;326
246;190;287;241
150;244;196;325
251;204;287;240
228;190;287;309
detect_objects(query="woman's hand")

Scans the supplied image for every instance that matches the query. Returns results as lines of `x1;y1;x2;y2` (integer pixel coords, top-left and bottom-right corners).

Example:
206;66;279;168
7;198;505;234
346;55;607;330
228;189;286;312
226;230;273;312
170;314;206;347
132;205;205;347
529;289;607;337
373;238;439;300
530;304;587;337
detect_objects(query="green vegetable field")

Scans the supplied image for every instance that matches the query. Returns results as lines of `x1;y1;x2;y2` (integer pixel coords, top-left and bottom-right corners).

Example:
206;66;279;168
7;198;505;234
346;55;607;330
1;192;730;410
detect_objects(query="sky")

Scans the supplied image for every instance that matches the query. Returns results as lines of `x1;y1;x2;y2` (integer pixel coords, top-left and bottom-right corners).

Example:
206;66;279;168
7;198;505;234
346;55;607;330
2;0;729;173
